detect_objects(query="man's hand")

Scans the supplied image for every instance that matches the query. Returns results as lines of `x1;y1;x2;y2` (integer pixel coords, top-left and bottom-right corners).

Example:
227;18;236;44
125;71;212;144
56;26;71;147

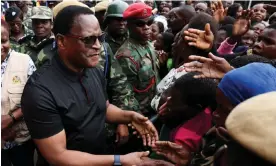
184;23;214;50
2;115;13;130
211;0;227;23
116;124;129;145
152;141;190;165
183;53;233;79
130;112;159;146
121;151;150;166
232;10;253;37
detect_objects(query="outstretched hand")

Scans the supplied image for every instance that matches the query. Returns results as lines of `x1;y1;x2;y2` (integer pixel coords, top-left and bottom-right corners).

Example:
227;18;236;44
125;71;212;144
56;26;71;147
211;0;227;23
130;112;159;146
152;141;190;165
232;10;253;37
183;53;233;79
184;23;214;51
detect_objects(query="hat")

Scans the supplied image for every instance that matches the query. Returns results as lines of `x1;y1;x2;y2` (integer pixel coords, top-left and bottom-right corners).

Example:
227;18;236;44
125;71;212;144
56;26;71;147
31;6;53;20
53;0;89;18
94;0;109;13
123;3;152;20
5;6;22;22
226;92;276;165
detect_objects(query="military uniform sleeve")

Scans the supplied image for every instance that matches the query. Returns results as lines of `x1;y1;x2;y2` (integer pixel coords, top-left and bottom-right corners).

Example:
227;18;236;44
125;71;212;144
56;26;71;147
21;82;64;139
109;48;140;112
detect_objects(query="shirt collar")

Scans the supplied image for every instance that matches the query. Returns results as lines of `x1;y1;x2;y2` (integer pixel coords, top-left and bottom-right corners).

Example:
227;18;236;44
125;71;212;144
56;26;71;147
53;52;88;82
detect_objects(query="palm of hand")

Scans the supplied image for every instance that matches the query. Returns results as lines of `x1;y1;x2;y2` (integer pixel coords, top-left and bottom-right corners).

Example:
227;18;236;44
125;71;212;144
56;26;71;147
213;9;225;22
233;19;249;36
197;32;214;50
159;143;189;165
132;120;150;135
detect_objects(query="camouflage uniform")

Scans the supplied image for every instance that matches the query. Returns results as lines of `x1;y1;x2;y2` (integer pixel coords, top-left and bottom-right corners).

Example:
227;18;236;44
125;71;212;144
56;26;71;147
10;25;33;51
115;38;160;115
22;6;33;32
18;6;54;67
104;32;128;55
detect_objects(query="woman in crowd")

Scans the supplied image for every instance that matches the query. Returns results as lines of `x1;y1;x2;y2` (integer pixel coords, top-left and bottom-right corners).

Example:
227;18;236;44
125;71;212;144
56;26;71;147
4;6;33;49
151;21;165;42
1;19;36;166
227;3;243;19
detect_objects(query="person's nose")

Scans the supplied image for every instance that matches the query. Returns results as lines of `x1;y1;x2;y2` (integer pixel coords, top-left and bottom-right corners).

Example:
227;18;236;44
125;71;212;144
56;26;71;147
92;38;102;50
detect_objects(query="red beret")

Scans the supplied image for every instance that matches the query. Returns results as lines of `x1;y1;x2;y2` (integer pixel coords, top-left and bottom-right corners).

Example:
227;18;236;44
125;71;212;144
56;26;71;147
123;3;152;20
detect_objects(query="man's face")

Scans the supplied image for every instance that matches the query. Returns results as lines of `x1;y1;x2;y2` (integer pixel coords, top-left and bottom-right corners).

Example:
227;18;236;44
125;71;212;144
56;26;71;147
252;22;266;36
59;14;102;68
145;0;154;8
241;30;256;48
252;28;276;60
159;1;167;10
167;8;187;34
160;7;170;17
128;18;153;42
32;19;52;39
108;17;127;36
195;3;207;13
252;4;267;23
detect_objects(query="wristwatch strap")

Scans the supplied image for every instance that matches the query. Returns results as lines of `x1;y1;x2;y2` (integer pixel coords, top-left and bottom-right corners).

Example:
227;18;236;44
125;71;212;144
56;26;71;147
114;155;121;166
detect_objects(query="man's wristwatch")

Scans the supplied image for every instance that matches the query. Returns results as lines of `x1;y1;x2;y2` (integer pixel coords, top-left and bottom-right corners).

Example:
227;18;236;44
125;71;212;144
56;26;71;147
114;155;122;166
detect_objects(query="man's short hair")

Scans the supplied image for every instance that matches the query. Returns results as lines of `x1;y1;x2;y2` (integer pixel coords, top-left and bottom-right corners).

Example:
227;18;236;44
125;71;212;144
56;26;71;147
53;5;94;36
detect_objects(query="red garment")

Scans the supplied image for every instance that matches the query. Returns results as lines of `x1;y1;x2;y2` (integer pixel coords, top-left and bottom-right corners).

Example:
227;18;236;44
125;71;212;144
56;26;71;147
171;108;212;152
123;3;152;19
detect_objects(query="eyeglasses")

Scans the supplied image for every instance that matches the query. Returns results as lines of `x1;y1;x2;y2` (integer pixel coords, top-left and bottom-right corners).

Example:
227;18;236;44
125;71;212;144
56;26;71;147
131;18;154;27
65;33;105;45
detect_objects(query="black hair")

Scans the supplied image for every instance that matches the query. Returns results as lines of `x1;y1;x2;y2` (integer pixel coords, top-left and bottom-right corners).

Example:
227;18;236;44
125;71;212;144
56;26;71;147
266;22;276;30
230;55;272;68
219;24;233;37
178;5;196;22
188;13;219;41
5;6;23;22
220;16;235;26
227;3;242;19
186;13;219;57
1;19;10;32
53;5;94;36
153;21;165;33
173;72;217;111
162;32;174;53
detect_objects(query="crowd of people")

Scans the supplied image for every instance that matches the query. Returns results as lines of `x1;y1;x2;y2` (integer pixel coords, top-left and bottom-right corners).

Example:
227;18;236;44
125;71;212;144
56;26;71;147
1;0;276;166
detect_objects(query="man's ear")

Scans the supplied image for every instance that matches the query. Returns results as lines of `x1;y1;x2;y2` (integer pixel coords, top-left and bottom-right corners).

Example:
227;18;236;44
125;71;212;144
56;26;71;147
56;34;66;50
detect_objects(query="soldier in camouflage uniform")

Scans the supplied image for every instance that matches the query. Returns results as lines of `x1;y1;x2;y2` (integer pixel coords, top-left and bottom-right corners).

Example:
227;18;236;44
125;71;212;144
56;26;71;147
18;6;55;67
115;3;160;117
4;6;33;50
104;0;129;55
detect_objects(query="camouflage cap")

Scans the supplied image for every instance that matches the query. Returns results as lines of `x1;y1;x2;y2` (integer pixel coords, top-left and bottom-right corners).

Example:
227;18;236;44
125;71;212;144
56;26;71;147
31;6;53;20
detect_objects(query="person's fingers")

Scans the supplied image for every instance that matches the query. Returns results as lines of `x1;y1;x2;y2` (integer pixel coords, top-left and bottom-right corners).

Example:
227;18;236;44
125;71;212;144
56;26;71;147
187;42;198;47
138;151;150;158
141;133;147;146
194;74;206;79
156;151;168;157
208;52;223;62
217;0;223;10
189;55;212;63
158;101;168;112
187;28;202;35
184;31;199;39
185;36;197;42
183;60;203;68
205;23;211;35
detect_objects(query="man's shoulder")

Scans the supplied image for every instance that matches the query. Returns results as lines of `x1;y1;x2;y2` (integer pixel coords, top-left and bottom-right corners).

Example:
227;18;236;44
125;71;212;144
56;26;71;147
18;35;33;45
